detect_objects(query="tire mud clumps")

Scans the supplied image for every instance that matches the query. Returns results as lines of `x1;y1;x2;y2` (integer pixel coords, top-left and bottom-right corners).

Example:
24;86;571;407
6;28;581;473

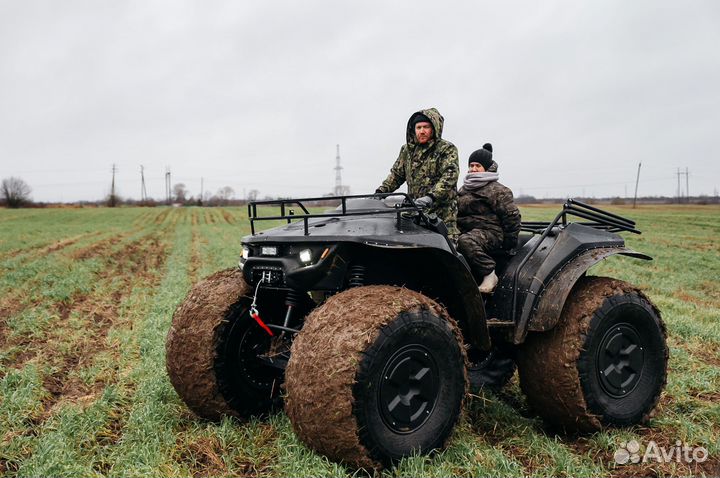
166;268;250;420
517;276;665;432
284;285;466;470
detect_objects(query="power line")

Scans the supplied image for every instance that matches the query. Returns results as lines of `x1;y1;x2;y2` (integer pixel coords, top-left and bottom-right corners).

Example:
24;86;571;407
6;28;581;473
165;167;171;204
140;165;147;202
632;162;641;208
676;168;690;203
334;144;344;196
109;164;118;207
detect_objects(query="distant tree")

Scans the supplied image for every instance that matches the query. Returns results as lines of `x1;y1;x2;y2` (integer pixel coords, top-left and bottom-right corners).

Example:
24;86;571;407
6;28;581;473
515;194;537;204
173;183;188;203
1;177;32;208
246;189;259;201
217;186;235;205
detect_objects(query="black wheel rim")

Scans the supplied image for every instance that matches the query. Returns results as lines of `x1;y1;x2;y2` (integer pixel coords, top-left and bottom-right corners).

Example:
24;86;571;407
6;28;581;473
222;308;287;394
378;344;439;434
597;322;645;397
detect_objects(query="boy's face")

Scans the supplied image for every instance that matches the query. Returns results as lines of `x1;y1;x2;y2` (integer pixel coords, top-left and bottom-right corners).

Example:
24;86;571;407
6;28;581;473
469;162;485;173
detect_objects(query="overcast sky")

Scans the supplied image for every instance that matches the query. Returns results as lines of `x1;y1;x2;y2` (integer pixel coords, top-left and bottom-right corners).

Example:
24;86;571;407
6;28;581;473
1;1;718;202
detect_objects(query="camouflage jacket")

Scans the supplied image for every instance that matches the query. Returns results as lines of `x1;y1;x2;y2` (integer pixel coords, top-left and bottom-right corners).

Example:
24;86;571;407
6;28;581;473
375;108;459;236
457;179;521;249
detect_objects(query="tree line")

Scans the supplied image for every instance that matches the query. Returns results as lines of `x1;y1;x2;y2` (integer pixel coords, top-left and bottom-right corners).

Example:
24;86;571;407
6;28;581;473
0;176;266;208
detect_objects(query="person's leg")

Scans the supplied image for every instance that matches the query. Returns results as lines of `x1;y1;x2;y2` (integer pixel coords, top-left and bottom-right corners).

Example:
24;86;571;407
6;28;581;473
456;229;502;285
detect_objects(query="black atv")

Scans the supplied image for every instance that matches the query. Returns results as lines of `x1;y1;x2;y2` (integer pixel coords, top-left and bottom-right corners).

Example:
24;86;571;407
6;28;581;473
166;194;668;469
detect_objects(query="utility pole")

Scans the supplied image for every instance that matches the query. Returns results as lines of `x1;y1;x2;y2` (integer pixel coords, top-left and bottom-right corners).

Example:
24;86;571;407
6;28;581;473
676;168;690;204
632;162;641;209
200;177;204;206
334;144;343;196
140;165;147;203
109;164;118;207
165;167;171;204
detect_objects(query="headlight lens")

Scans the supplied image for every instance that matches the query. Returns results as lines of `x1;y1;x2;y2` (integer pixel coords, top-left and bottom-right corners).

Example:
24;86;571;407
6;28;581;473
241;246;249;260
299;249;312;264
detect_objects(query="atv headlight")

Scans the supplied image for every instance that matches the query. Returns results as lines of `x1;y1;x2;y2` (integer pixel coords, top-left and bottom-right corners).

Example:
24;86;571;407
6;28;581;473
299;248;312;264
239;246;250;270
261;246;278;256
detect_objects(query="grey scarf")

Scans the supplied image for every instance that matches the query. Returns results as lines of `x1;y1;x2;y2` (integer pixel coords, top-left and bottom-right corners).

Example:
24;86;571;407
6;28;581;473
463;172;499;190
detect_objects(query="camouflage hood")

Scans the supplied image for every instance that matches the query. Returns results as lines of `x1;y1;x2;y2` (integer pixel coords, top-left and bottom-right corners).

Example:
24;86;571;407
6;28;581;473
406;108;445;145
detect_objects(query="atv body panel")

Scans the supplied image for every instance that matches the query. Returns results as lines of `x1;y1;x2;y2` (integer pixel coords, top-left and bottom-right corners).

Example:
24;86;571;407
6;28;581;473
241;196;491;349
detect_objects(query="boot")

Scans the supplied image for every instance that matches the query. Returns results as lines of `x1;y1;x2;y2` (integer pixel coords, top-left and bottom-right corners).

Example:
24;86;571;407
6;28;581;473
478;270;498;294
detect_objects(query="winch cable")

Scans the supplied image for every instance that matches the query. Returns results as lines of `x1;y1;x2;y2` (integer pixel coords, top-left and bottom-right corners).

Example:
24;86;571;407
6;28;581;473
249;272;274;336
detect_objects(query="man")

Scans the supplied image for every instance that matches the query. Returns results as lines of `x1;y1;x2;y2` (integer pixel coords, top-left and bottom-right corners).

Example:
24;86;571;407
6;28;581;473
456;144;521;293
375;108;459;237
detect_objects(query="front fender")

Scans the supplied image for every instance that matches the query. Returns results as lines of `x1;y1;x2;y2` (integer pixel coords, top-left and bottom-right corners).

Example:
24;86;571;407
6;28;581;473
528;247;652;333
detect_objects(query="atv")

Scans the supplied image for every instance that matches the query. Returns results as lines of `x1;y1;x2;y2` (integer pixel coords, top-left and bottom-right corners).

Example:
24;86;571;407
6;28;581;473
166;194;668;469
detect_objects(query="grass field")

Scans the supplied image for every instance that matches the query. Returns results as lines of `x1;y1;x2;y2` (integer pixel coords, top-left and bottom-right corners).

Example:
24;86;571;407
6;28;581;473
0;205;718;477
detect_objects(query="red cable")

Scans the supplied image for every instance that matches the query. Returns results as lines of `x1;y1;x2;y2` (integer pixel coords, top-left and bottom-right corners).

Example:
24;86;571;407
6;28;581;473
250;310;274;336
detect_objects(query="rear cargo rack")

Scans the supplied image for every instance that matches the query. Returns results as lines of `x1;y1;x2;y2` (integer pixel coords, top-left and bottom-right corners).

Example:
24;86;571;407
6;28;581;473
247;193;422;236
520;198;640;235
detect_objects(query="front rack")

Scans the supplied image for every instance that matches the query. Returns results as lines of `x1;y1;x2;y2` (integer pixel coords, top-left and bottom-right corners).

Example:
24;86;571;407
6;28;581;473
247;193;422;236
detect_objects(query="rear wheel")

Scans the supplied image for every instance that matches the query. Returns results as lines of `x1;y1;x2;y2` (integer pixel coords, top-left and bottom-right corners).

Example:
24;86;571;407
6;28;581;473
467;345;516;392
517;276;668;431
284;286;467;469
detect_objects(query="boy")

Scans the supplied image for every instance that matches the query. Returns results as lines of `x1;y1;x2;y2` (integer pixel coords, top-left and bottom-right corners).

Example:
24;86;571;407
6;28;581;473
456;144;521;293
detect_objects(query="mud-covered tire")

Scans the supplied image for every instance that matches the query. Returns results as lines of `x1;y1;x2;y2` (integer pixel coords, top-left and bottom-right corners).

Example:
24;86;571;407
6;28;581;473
517;276;668;432
166;268;285;420
467;345;516;392
284;286;467;469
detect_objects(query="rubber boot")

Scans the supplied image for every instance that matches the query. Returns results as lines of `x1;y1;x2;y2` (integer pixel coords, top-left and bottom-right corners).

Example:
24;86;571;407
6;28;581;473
478;270;498;294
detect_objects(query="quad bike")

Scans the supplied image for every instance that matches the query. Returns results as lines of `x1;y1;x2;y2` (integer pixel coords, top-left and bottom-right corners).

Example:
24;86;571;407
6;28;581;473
166;194;667;469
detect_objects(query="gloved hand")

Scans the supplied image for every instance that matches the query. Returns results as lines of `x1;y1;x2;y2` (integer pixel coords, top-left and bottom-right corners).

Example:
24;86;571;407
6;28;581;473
414;195;433;208
502;236;518;251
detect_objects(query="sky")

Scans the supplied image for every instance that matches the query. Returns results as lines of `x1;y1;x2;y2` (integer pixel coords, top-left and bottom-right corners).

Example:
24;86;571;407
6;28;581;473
1;1;719;202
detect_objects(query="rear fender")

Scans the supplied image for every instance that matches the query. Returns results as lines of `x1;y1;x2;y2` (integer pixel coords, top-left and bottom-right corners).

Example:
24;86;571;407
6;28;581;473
528;247;652;333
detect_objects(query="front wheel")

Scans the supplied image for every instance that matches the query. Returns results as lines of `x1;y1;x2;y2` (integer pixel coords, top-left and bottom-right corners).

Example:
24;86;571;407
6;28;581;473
284;286;467;469
517;276;668;431
166;269;292;419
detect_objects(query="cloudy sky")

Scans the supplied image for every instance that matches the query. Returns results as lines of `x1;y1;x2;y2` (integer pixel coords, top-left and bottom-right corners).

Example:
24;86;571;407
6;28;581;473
1;1;718;202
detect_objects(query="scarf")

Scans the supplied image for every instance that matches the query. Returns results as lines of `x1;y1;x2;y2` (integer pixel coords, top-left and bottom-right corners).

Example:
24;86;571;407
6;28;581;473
463;171;499;190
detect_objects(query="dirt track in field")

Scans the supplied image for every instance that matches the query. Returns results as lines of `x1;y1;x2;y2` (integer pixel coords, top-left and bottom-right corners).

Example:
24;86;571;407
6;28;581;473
1;231;167;422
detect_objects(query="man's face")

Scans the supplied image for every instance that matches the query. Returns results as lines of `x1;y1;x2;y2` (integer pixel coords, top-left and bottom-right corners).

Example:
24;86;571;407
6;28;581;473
414;121;433;144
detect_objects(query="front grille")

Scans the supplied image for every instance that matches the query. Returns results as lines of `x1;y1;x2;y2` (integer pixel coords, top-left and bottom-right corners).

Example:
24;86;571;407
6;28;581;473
251;266;284;286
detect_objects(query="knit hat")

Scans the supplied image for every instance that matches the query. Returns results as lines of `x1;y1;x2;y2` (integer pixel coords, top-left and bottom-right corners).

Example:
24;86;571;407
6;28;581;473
410;112;432;127
468;146;493;169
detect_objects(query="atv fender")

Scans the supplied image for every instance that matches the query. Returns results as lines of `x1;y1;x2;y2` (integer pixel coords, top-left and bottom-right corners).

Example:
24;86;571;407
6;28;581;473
528;247;652;333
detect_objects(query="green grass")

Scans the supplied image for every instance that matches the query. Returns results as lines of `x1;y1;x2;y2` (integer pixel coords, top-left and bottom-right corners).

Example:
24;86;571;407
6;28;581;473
0;204;718;477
